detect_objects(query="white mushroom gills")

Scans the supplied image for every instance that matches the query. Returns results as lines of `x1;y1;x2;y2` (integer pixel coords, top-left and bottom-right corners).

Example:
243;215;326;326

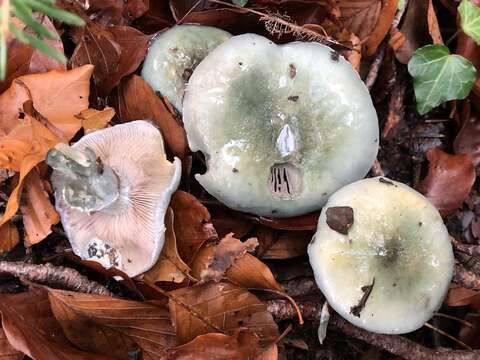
308;177;454;334
141;24;232;112
49;121;181;277
183;34;379;217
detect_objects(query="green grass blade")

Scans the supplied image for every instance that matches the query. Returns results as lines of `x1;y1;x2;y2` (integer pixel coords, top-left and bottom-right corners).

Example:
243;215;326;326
24;0;85;26
11;0;60;40
0;27;6;80
9;23;66;63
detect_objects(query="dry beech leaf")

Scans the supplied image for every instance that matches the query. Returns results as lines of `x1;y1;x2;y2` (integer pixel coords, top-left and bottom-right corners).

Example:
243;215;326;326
82;0;149;26
165;328;263;360
21;168;59;246
168;282;279;345
210;207;255;239
258;211;319;231
338;0;382;41
170;191;215;266
362;0;398;56
256;226;312;259
77;107;115;134
454;114;480;166
255;345;278;360
113;75;188;158
48;288;178;359
70;24;150;97
445;284;480;307
0;327;23;360
191;234;283;291
416;148;476;216
0;222;19;255
0;287;110;360
0;65;93;140
427;0;443;44
141;208;191;284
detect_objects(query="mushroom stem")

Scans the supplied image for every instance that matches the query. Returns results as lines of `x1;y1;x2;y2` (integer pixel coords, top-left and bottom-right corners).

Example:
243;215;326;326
46;143;120;213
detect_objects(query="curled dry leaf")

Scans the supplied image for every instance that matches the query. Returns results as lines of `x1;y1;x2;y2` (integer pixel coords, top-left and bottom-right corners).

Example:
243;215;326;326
77;107;115;134
0;287;110;360
168;282;279;345
113;75;188;158
362;0;398;56
170;191;216;266
70;24;150;97
0;327;23;360
0;222;19;255
415;148;476;216
454;114;480;166
256;226;312;259
191;233;283;291
141;208;192;284
165;328;263;360
48;288;178;359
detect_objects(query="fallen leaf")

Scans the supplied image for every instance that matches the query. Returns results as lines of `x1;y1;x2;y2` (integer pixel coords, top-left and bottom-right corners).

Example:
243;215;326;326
77;107;115;134
339;0;382;42
170;191;215;266
454;114;480;166
0;327;23;360
165;328;263;360
168;282;279;345
427;0;443;44
113;75;188;158
191;233;282;291
70;24;150;97
169;0;215;21
20;168;60;246
416;148;476;216
255;344;278;360
456;32;480;111
210;207;255;239
48;288;178;359
83;0;149;26
445;284;480;306
362;0;398;56
0;222;19;255
0;287;111;360
256;227;312;259
258;211;320;231
0;65;93;140
141;208;192;284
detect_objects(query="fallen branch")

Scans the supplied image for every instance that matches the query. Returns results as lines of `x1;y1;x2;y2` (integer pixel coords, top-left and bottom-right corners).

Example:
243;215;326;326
267;299;480;360
364;43;386;91
0;261;112;296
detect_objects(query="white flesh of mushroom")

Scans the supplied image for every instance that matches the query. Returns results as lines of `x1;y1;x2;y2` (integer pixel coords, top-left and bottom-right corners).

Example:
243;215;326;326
183;34;379;217
50;121;181;277
308;177;454;334
141;24;232;112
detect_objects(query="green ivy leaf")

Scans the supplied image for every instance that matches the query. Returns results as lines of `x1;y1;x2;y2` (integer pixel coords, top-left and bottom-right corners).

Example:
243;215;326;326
408;44;476;115
232;0;248;6
459;0;480;45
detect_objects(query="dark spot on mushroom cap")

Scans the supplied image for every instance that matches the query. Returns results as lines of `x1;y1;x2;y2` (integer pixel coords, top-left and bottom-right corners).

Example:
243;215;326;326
182;68;193;82
288;95;299;102
289;64;296;79
330;51;340;62
232;168;239;173
326;206;354;235
238;62;243;66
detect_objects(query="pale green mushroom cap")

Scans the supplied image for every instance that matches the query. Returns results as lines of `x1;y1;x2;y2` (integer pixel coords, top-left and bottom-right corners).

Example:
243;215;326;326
183;34;379;217
141;24;232;112
308;177;454;334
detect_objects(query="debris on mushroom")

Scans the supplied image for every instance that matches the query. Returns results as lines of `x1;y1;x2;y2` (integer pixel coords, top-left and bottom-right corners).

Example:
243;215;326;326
183;34;379;218
46;121;181;277
141;24;232;112
308;177;454;334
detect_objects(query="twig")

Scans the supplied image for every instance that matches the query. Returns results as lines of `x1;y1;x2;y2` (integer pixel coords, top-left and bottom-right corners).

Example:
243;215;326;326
364;43;386;91
0;261;112;296
424;322;471;350
267;299;480;360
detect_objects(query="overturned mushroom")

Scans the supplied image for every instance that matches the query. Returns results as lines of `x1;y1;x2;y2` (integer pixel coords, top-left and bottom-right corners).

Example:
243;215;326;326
308;177;454;334
46;121;181;277
183;34;379;217
142;24;232;112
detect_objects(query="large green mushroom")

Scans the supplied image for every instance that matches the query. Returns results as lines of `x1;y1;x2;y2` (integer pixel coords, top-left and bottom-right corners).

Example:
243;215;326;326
183;34;379;217
308;177;454;334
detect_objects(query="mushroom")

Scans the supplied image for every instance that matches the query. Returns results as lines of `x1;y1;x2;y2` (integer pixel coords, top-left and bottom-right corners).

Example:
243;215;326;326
183;34;379;217
141;24;232;112
308;177;454;334
46;121;181;277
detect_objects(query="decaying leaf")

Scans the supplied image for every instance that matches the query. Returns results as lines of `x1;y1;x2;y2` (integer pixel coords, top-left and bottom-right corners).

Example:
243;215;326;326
141;208;192;284
256;227;312;259
77;107;115;134
0;222;19;255
81;0;149;26
416;148;476;216
168;282;279;345
454;114;480;165
191;233;283;291
0;327;23;360
445;284;480;307
48;288;178;359
113;75;189;158
165;328;263;360
258;211;320;231
170;191;216;266
0;287;110;359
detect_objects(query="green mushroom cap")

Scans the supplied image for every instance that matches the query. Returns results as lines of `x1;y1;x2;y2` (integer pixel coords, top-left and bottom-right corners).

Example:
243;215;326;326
183;34;379;217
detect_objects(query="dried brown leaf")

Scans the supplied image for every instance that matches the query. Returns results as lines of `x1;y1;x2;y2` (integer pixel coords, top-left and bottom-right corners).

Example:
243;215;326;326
142;208;192;284
83;0;149;26
165;328;263;360
70;24;150;97
427;0;443;45
362;0;398;56
0;222;19;256
454;114;480;166
0;327;22;360
77;107;115;134
445;284;480;307
416;148;476;216
170;191;215;266
256;227;312;259
255;344;279;360
258;211;319;231
48;288;178;359
168;282;279;345
0;287;111;360
113;75;188;158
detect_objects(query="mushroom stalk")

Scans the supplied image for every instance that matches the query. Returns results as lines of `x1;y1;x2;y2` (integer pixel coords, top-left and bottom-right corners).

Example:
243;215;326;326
46;143;120;213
